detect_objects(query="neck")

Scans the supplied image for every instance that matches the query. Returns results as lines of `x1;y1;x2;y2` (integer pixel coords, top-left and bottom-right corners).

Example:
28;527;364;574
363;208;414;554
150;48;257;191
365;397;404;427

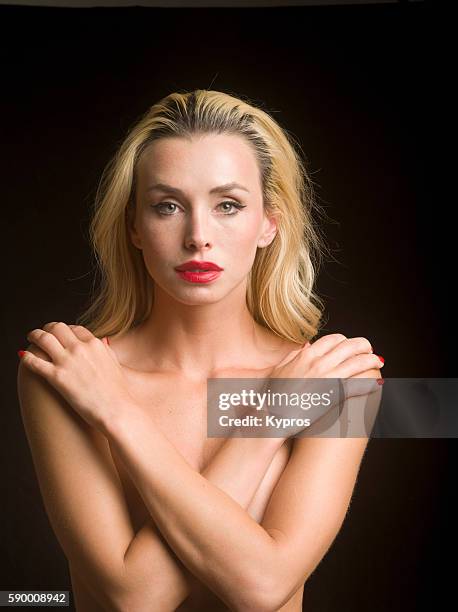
131;281;280;379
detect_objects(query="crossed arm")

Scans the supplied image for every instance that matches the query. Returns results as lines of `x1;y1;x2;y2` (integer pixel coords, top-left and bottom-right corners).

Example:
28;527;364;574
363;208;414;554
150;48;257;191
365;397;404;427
18;343;378;612
118;435;285;610
104;408;289;612
18;344;287;611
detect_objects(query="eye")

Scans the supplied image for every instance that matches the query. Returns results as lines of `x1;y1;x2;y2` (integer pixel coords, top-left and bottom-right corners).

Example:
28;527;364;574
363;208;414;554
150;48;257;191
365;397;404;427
151;202;181;215
217;201;247;215
151;201;247;216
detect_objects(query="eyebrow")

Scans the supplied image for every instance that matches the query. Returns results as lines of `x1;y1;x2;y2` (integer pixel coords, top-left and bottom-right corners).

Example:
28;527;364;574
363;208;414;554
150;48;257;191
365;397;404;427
145;181;250;195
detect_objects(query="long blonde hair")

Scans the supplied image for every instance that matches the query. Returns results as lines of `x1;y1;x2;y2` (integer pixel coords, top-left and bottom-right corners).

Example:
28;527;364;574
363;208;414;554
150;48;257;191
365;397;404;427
76;89;331;343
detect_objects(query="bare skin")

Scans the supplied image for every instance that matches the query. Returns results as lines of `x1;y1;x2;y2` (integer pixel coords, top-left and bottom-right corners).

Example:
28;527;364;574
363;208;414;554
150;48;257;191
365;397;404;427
103;132;305;608
18;134;382;610
69;326;305;611
21;326;380;611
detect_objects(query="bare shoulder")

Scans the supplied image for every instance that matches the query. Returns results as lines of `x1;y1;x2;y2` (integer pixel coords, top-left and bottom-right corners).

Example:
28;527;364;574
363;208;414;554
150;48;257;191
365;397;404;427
16;343;140;610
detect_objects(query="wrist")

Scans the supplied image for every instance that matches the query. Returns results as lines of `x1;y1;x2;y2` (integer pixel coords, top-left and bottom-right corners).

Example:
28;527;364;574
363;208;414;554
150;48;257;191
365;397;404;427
100;397;145;438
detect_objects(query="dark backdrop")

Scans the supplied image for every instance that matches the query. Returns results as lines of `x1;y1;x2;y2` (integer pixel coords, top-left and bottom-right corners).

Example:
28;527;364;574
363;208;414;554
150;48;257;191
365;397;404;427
1;2;454;611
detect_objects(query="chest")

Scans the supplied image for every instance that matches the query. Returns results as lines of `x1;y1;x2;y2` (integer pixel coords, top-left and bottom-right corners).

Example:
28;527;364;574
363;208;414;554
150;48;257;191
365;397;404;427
106;371;294;610
109;370;293;527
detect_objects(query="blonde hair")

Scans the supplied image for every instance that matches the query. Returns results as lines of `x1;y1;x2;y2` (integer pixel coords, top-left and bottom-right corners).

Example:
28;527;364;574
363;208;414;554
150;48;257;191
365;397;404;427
76;89;331;344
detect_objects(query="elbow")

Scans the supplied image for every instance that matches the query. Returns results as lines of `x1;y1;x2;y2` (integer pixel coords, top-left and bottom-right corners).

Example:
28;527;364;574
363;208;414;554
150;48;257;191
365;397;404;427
108;576;177;612
240;569;305;612
243;590;292;612
213;574;273;612
232;574;283;612
106;589;163;612
236;595;279;612
230;543;292;612
87;571;164;612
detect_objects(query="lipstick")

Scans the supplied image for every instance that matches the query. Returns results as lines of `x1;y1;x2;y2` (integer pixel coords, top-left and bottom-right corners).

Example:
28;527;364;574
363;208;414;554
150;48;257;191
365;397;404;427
174;260;223;284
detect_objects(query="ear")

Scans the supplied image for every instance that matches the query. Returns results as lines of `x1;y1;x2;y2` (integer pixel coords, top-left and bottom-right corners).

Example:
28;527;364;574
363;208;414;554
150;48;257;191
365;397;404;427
257;212;278;249
126;200;142;250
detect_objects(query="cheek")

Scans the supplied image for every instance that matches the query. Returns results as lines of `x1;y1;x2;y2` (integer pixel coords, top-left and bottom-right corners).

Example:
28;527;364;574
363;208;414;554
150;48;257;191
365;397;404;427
229;232;259;256
231;214;264;250
218;224;261;272
139;216;177;250
137;226;177;275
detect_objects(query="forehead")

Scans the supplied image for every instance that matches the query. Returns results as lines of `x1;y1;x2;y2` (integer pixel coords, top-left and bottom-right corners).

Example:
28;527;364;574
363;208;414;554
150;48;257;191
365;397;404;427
137;133;262;193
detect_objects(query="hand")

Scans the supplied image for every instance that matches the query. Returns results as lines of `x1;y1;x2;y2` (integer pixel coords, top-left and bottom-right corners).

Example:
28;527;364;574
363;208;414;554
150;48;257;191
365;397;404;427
261;334;384;438
268;333;383;380
20;322;137;433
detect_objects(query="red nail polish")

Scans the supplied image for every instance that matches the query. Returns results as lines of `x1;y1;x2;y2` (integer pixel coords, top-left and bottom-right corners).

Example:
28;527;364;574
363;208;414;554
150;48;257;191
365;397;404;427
377;355;385;364
17;350;25;358
377;378;385;385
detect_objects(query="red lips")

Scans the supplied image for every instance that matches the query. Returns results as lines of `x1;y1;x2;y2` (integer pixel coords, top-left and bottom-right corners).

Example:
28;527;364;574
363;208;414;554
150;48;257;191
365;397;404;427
175;260;223;272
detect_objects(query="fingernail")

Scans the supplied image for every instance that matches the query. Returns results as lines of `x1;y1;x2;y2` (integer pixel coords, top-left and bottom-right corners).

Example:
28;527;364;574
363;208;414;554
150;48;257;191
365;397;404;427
377;355;385;364
377;378;385;385
17;350;25;358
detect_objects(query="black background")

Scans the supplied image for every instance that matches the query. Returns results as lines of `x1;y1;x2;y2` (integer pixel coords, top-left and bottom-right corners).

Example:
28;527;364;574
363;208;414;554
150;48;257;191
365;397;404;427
1;1;455;610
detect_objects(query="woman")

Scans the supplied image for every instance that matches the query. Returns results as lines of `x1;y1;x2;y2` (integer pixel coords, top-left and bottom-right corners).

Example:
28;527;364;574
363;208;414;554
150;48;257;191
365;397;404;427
17;89;384;611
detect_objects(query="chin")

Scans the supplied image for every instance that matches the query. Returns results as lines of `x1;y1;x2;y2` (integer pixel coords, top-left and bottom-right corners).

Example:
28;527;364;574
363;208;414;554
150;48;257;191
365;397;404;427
157;282;226;306
177;287;226;304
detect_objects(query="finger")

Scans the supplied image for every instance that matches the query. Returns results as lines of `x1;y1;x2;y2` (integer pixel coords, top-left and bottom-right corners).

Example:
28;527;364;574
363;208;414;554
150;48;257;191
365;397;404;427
349;368;382;380
304;333;349;358
326;353;383;382
41;321;79;349
311;336;374;372
333;337;374;359
343;376;382;399
20;347;55;379
67;324;97;343
345;368;383;395
26;328;66;361
23;342;52;362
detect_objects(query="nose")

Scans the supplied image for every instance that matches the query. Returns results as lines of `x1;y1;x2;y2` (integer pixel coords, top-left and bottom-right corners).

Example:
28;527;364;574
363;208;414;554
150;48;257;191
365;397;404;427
184;209;213;251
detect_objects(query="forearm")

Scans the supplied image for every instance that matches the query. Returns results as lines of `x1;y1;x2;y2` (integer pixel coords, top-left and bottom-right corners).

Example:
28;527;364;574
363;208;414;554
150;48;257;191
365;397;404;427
105;407;282;611
201;435;284;507
122;435;283;609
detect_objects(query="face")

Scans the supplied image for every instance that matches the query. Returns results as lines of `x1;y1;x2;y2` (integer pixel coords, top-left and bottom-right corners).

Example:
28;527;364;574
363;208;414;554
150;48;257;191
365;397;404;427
128;133;278;305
